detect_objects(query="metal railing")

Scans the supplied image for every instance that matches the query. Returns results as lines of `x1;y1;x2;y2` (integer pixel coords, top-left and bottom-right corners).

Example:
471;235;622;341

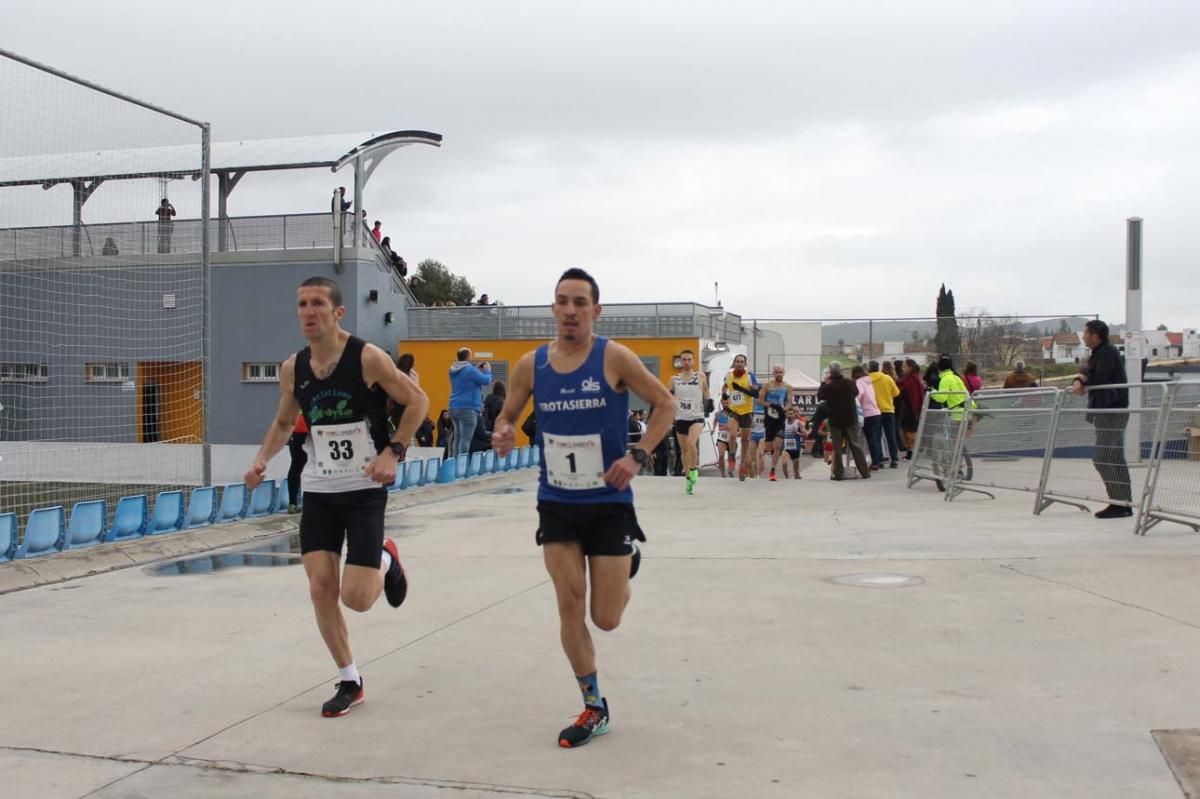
405;303;743;341
0;212;418;305
1034;382;1170;515
1135;382;1200;535
1;213;335;260
956;387;1062;497
906;391;988;498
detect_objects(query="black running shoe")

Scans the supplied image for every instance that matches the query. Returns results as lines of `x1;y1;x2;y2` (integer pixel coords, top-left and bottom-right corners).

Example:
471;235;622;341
629;541;641;580
382;538;408;608
1095;504;1133;519
321;678;364;717
558;698;610;748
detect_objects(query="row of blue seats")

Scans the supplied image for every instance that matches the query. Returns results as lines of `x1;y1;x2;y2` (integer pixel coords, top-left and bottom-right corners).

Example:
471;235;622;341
0;445;540;563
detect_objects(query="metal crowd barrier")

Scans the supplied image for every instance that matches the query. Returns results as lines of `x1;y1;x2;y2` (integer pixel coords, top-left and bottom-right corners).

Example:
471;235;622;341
1033;382;1171;516
951;387;1063;500
1136;382;1200;535
906;391;989;498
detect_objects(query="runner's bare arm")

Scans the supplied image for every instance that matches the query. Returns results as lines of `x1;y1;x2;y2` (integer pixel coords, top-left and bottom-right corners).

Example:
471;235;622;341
244;356;301;489
613;343;674;454
363;344;429;448
493;351;535;456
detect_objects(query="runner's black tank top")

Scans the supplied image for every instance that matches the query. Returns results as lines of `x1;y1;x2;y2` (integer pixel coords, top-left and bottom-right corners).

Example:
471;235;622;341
293;335;390;454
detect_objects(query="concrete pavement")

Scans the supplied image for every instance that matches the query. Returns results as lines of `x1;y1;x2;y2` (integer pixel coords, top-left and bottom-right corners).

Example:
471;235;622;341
3;460;1200;798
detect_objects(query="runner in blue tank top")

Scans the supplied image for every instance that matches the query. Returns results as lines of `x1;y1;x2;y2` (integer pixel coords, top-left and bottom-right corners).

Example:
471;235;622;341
492;268;674;749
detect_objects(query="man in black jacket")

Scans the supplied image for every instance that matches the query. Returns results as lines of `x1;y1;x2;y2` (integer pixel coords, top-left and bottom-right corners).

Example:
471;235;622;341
816;361;870;480
1072;320;1131;518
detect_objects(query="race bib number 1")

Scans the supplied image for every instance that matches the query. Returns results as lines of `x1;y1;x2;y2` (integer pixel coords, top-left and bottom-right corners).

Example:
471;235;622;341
312;421;374;477
543;432;605;491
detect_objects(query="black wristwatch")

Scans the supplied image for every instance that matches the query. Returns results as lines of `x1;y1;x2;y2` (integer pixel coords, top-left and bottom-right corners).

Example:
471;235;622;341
387;442;407;460
629;448;650;466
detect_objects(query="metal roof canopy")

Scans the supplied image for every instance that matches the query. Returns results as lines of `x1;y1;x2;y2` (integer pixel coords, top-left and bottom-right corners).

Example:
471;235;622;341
0;130;442;248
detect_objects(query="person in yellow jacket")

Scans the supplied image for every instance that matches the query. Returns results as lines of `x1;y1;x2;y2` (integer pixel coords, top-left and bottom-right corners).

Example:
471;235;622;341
722;353;761;481
930;355;970;409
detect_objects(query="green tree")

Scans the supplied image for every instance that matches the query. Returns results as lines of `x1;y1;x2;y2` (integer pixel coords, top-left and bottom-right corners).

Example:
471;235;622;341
934;284;960;357
1057;319;1071;334
410;259;475;306
1156;323;1168;331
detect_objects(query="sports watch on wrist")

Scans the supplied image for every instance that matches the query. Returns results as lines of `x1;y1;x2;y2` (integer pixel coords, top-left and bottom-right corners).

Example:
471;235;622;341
387;442;407;460
629;448;650;467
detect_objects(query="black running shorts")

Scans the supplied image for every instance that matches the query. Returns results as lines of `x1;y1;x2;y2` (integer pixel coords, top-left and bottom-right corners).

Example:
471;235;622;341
728;411;753;430
674;418;703;436
536;500;645;557
300;487;388;568
763;416;785;442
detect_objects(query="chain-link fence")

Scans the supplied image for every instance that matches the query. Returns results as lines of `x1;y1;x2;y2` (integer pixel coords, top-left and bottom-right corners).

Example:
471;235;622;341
0;49;210;527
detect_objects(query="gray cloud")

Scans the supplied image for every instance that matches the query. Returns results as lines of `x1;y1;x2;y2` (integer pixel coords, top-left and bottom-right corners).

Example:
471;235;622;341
3;0;1199;326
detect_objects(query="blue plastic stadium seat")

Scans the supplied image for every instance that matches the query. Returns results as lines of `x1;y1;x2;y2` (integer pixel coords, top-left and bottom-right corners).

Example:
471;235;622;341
403;459;423;489
105;495;148;542
215;483;248;523
16;506;65;558
275;480;291;511
455;456;468;478
248;481;275;517
422;457;441;485
186;486;217;528
438;457;458;484
467;451;483;477
482;451;496;473
148;490;185;535
0;513;18;562
529;445;540;466
517;447;530;469
65;500;107;549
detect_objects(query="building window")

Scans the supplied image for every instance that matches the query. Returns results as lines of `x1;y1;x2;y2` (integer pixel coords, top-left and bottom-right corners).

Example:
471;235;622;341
0;362;48;383
84;362;132;383
243;362;280;382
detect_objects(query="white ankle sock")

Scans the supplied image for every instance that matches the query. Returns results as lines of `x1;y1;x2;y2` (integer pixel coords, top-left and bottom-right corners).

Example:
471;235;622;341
338;663;360;684
380;550;393;571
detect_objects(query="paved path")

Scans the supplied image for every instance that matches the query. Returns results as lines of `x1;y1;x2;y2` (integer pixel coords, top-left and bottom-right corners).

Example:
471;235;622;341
3;462;1199;798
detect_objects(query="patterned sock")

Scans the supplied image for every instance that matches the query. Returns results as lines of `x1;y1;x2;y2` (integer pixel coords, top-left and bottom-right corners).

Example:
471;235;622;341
576;671;603;708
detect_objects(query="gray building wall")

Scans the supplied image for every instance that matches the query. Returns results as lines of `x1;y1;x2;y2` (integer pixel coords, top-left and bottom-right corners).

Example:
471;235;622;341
1;248;411;446
0;262;204;441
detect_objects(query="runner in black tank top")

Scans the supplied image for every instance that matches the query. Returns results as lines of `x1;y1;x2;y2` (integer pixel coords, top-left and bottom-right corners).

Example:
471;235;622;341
243;277;429;718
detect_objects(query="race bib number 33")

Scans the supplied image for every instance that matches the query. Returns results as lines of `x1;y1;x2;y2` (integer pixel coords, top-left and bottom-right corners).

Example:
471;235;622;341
312;422;374;476
543;432;605;490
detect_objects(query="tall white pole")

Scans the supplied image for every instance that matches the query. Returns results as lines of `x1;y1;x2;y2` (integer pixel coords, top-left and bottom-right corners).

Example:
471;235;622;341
1125;217;1143;463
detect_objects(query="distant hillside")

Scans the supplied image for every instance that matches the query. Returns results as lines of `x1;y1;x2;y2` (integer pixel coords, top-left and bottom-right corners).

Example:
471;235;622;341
819;316;1097;346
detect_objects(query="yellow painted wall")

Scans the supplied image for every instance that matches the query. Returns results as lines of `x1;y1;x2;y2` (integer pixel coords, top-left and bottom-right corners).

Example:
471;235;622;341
137;361;203;444
397;336;698;446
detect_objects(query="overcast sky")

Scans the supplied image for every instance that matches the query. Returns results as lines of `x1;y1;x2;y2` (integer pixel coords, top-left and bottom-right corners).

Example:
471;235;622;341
4;1;1200;328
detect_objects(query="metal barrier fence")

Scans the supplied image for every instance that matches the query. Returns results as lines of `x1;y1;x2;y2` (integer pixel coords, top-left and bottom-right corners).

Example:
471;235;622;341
946;387;1062;499
1136;382;1200;535
1034;382;1170;516
906;391;983;497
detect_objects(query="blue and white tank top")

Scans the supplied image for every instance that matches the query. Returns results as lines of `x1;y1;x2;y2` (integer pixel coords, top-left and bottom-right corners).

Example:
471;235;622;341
533;336;632;504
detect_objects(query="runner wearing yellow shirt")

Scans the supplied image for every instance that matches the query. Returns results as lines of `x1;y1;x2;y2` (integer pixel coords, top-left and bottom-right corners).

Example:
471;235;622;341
722;354;761;481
